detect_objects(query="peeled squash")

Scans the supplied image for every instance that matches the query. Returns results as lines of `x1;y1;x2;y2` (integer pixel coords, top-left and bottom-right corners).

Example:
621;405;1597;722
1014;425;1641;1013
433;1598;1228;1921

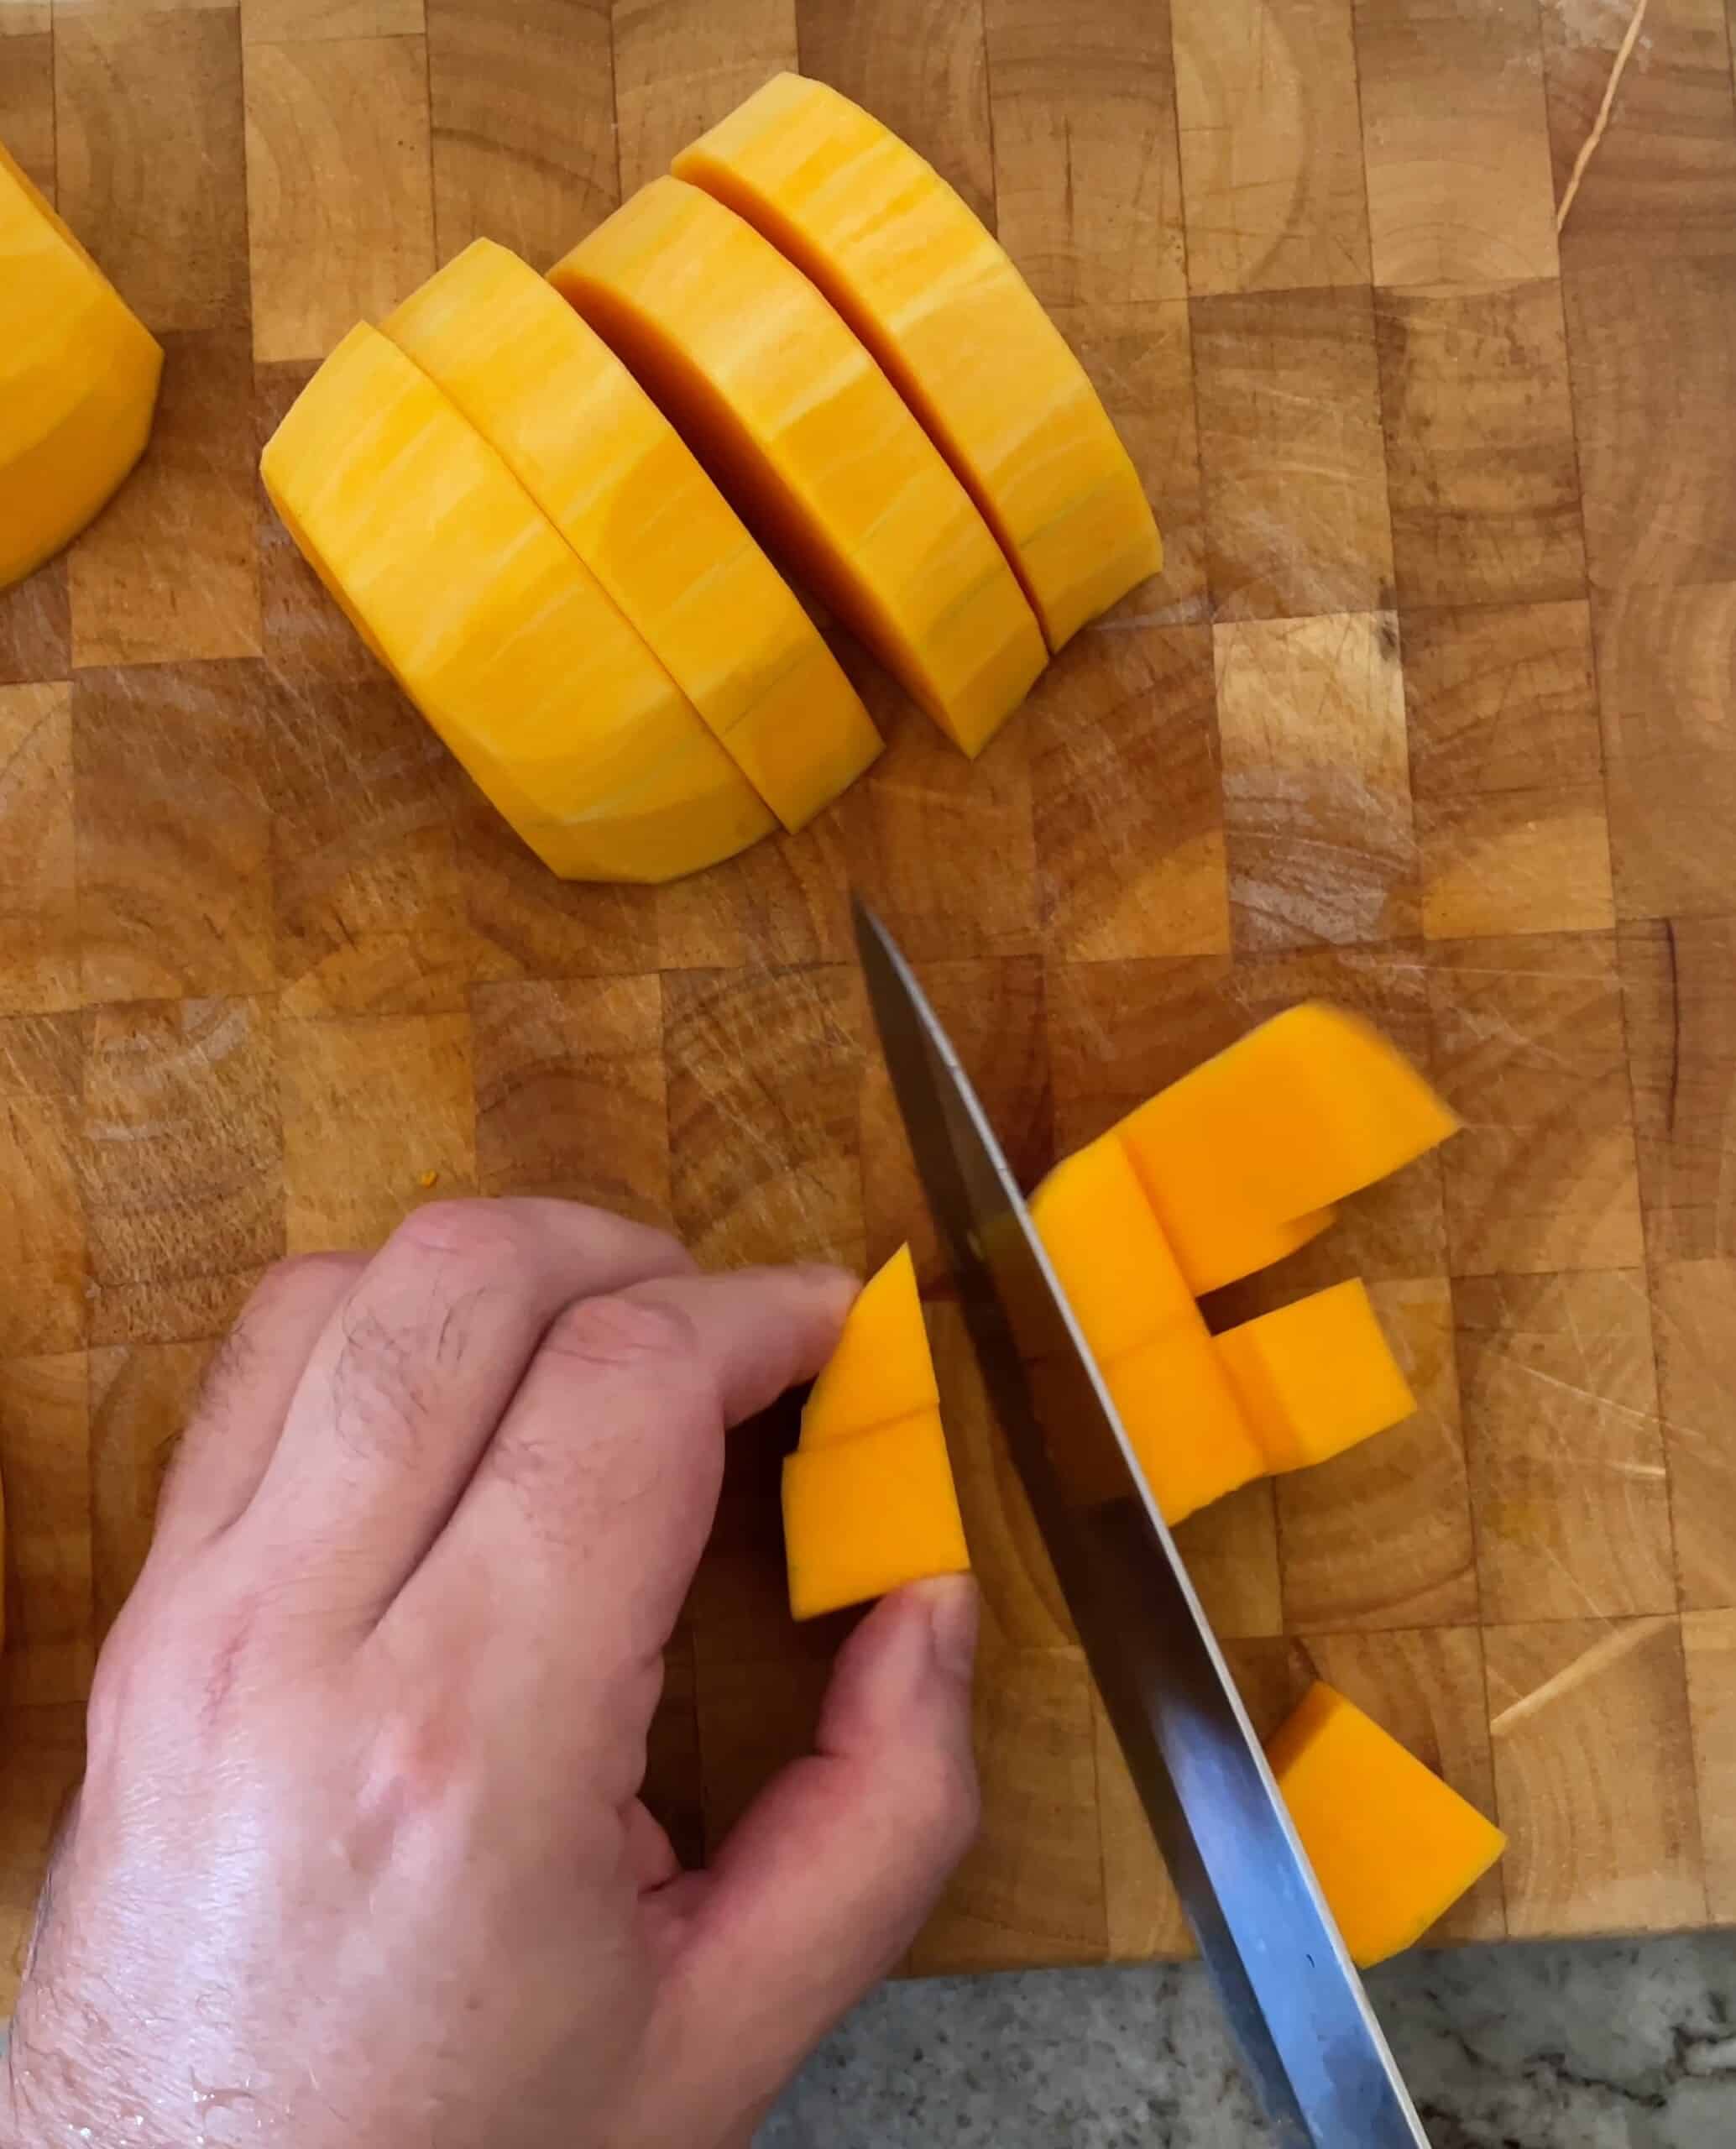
550;178;1048;759
675;75;1161;651
1028;1136;1195;1361
783;1245;968;1619
382;239;881;833
260;323;775;882
1269;1683;1506;1966
1215;1280;1415;1473
1;142;162;588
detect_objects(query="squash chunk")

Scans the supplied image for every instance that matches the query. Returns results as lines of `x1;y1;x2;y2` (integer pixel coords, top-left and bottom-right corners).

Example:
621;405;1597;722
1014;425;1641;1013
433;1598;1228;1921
1116;1004;1455;1294
1029;1135;1195;1362
782;1409;970;1620
549;178;1047;758
382;239;880;832
1268;1683;1506;1966
260;323;775;883
1;144;162;588
1101;1323;1267;1526
801;1244;937;1446
1215;1280;1415;1473
673;75;1161;653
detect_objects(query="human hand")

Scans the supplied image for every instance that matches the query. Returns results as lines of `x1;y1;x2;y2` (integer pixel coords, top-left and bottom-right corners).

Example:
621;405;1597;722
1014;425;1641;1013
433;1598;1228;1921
3;1200;980;2147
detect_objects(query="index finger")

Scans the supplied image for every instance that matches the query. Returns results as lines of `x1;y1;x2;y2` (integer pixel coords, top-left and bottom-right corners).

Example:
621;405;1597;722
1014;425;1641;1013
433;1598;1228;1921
381;1263;856;1759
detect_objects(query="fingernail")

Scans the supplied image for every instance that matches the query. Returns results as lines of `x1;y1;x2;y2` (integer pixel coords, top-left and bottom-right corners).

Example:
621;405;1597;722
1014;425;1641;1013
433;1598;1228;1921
918;1573;980;1684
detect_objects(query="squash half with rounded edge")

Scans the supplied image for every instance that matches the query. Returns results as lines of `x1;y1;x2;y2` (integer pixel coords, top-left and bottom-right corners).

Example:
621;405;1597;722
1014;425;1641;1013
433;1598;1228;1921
260;323;776;884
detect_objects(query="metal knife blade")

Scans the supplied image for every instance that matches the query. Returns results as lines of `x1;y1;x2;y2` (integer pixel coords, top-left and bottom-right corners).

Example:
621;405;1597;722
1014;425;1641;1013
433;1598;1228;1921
853;896;1430;2149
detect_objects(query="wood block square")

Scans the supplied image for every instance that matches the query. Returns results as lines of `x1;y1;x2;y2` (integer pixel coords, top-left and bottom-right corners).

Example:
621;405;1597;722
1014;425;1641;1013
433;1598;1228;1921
243;0;425;41
1542;0;1736;267
1619;917;1736;1261
0;684;77;1017
1428;933;1644;1276
69;331;261;667
1487;1615;1707;1934
796;0;996;227
1376;282;1585;610
1171;0;1370;296
1458;1269;1673;1622
0;1705;84;2015
1049;942;1447;1286
1684;1608;1736;1919
1275;1277;1478;1633
1593;581;1736;922
72;661;275;1003
651;827;853;974
1095;1686;1191;1962
0;5;52;36
0;1015;86;1359
641;1635;704;1874
0;29;54;194
244;33;436;363
612;0;797;196
1405;599;1613;941
1192;288;1392;621
88;1337;214;1634
427;0;617;265
1033;623;1227;960
1050;301;1205;623
666;965;865;1273
472;975;670;1230
54;3;248;333
860;955;1049;1289
81;996;281;1344
985;0;1186;306
1565;258;1736;588
1173;1480;1282;1639
269;667;493;1017
0;1353;95;1707
281;1012;477;1252
1215;611;1417;954
1355;0;1558;288
1652;1258;1736;1611
0;563;68;690
911;1642;1106;1972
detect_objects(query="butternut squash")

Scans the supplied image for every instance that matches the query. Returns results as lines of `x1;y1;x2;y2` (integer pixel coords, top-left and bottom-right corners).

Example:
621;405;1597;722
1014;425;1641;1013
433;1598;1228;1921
1214;1280;1415;1473
549;177;1047;759
260;323;776;883
0;142;162;588
381;238;881;832
782;1409;970;1621
1268;1682;1506;1966
800;1243;937;1446
673;73;1161;651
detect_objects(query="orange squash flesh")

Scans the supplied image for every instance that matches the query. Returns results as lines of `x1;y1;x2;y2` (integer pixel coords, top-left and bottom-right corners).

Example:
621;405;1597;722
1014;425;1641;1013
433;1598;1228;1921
782;1408;970;1621
1029;1135;1197;1361
549;178;1048;760
672;73;1161;651
1214;1279;1415;1474
800;1244;937;1447
1268;1682;1506;1966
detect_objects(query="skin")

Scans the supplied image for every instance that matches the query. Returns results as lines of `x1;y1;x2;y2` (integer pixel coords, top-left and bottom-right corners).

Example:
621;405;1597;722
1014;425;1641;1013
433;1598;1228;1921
1;1199;980;2147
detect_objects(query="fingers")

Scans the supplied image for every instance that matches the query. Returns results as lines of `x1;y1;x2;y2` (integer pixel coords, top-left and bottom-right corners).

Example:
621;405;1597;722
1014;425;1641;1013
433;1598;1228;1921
234;1199;694;1622
388;1263;855;1744
152;1252;364;1553
641;1578;980;2125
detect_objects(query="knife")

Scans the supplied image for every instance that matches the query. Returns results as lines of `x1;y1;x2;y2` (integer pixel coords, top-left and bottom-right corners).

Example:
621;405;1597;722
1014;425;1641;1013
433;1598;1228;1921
853;897;1430;2149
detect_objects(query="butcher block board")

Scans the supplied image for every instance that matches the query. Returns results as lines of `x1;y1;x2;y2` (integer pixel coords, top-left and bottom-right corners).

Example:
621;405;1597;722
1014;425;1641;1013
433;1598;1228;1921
3;0;1736;2000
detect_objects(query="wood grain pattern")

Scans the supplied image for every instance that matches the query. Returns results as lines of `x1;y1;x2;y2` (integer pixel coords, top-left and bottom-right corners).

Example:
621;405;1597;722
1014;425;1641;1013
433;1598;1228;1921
1;0;1733;1982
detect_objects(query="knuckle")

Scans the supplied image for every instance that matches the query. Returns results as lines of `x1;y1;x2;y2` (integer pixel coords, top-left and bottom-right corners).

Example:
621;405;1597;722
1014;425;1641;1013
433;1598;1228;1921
259;1249;363;1299
391;1198;531;1273
541;1291;699;1378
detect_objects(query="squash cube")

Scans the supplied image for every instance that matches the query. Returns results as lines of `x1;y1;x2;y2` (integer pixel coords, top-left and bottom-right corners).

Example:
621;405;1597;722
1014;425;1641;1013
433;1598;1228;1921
1214;1279;1415;1473
782;1409;969;1620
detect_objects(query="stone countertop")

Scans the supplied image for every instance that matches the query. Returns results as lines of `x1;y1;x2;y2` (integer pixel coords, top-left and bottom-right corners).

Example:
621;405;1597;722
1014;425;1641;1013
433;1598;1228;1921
764;1933;1736;2146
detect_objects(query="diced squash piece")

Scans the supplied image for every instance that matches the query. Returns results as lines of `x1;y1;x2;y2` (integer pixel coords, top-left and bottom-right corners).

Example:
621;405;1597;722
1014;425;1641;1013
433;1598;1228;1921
1268;1682;1506;1967
382;239;881;833
549;178;1047;759
260;324;776;883
1116;1005;1456;1294
1101;1319;1267;1526
1214;1279;1415;1474
1029;1135;1195;1362
674;74;1161;651
782;1408;969;1620
801;1244;937;1447
1;142;162;588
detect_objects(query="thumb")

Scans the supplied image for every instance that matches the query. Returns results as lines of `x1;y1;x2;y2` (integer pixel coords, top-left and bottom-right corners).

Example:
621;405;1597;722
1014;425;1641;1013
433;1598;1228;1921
647;1576;980;2125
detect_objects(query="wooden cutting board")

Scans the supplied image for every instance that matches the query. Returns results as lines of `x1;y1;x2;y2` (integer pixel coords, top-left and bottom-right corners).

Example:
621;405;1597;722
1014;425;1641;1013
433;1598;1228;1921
3;0;1734;2000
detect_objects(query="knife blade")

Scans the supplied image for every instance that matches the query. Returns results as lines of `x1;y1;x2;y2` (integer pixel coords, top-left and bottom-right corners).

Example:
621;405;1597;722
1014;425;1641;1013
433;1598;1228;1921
853;896;1430;2148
